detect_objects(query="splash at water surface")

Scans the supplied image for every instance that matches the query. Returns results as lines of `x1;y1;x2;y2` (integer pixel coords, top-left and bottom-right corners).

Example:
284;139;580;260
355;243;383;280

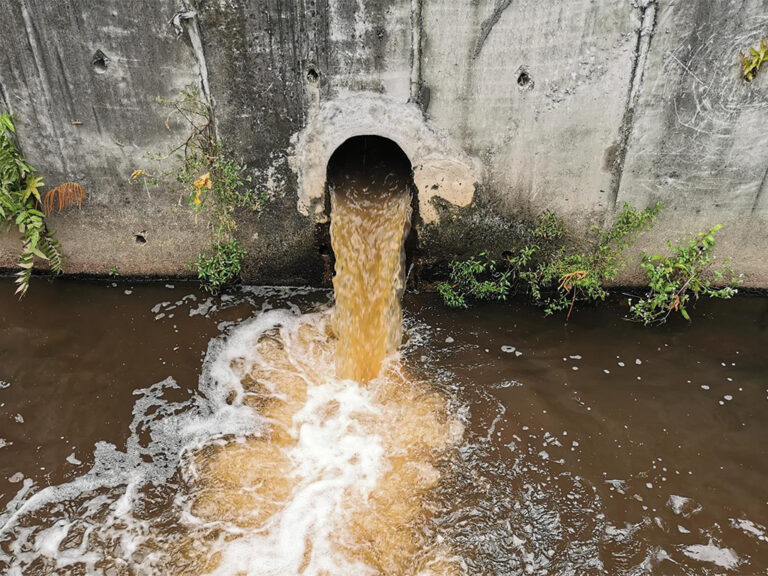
0;142;469;575
2;142;767;574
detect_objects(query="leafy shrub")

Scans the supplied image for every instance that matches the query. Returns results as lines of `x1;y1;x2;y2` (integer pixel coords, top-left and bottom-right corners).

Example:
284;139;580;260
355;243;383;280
437;251;511;309
629;224;740;325
133;89;268;288
525;202;664;318
156;89;261;238
191;239;247;294
0;113;85;296
437;203;664;320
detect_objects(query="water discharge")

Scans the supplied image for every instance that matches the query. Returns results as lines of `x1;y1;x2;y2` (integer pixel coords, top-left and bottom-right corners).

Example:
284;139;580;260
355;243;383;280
330;151;412;382
3;143;768;574
0;139;467;575
174;161;463;574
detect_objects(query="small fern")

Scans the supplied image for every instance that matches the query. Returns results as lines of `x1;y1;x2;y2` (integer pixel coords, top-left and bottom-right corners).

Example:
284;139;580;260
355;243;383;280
40;231;63;274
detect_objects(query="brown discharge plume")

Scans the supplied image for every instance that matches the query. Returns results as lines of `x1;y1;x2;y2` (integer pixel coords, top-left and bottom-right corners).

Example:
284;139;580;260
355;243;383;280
330;181;412;382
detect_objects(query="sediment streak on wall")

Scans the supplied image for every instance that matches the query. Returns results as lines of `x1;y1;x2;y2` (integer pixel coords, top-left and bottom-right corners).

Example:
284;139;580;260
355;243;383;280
606;0;657;215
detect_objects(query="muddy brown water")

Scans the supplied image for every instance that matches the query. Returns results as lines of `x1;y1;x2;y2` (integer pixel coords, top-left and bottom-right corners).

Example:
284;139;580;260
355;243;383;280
1;279;767;574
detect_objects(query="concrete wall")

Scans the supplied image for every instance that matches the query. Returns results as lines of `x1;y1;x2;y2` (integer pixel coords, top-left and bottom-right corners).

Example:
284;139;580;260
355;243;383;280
1;0;767;286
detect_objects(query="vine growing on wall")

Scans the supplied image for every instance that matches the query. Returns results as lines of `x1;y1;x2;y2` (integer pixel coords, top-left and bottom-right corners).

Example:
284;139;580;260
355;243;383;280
0;112;87;296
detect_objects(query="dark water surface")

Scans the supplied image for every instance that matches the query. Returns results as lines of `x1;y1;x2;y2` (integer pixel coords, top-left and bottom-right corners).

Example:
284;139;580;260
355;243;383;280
1;278;767;574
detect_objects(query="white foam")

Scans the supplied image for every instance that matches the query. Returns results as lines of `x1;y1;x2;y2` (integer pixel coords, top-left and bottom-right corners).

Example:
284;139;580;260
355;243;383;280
0;308;440;575
731;518;768;542
204;375;386;576
0;311;289;572
682;543;739;569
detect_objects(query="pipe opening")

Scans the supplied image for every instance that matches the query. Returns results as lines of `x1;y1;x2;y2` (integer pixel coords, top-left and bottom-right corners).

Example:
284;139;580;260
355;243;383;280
315;136;420;285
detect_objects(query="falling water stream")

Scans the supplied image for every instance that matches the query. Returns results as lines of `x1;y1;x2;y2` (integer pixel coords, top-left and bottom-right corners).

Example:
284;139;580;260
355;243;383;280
2;145;768;574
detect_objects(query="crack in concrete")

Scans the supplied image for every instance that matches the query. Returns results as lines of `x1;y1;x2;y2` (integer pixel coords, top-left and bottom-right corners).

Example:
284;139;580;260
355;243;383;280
607;0;657;214
473;0;513;60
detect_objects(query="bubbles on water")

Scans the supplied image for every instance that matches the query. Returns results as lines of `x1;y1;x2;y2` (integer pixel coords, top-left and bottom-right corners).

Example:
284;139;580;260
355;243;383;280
0;308;469;575
682;544;740;570
0;310;268;575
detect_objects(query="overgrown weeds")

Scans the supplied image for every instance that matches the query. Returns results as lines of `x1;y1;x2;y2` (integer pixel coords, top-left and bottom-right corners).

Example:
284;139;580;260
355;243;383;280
132;88;267;292
629;224;740;325
437;251;511;309
439;203;663;320
526;202;663;318
191;239;247;294
438;204;739;325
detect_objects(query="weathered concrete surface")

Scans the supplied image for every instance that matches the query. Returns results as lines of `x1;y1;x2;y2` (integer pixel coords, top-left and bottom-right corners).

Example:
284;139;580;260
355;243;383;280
0;0;210;277
2;0;768;287
422;0;637;226
614;0;768;286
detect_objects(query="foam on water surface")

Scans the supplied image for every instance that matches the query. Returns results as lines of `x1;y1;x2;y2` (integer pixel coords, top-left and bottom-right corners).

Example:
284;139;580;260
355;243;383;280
0;308;463;575
2;146;765;574
0;162;466;575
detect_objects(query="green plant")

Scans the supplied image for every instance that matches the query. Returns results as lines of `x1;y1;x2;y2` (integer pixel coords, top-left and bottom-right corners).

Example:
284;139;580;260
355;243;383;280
156;89;262;237
437;251;511;309
0;113;85;296
437;203;664;320
526;202;664;319
191;239;247;294
629;224;740;325
134;89;268;290
741;37;768;81
129;169;157;199
437;211;566;309
108;265;120;277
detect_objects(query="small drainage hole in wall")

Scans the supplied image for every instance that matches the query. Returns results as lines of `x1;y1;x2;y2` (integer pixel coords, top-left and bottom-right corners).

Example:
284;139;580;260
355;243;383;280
92;50;109;74
135;234;147;244
517;70;532;88
306;66;320;84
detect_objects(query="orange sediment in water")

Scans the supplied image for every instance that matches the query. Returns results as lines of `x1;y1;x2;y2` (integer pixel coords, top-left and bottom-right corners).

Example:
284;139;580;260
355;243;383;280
183;317;463;574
